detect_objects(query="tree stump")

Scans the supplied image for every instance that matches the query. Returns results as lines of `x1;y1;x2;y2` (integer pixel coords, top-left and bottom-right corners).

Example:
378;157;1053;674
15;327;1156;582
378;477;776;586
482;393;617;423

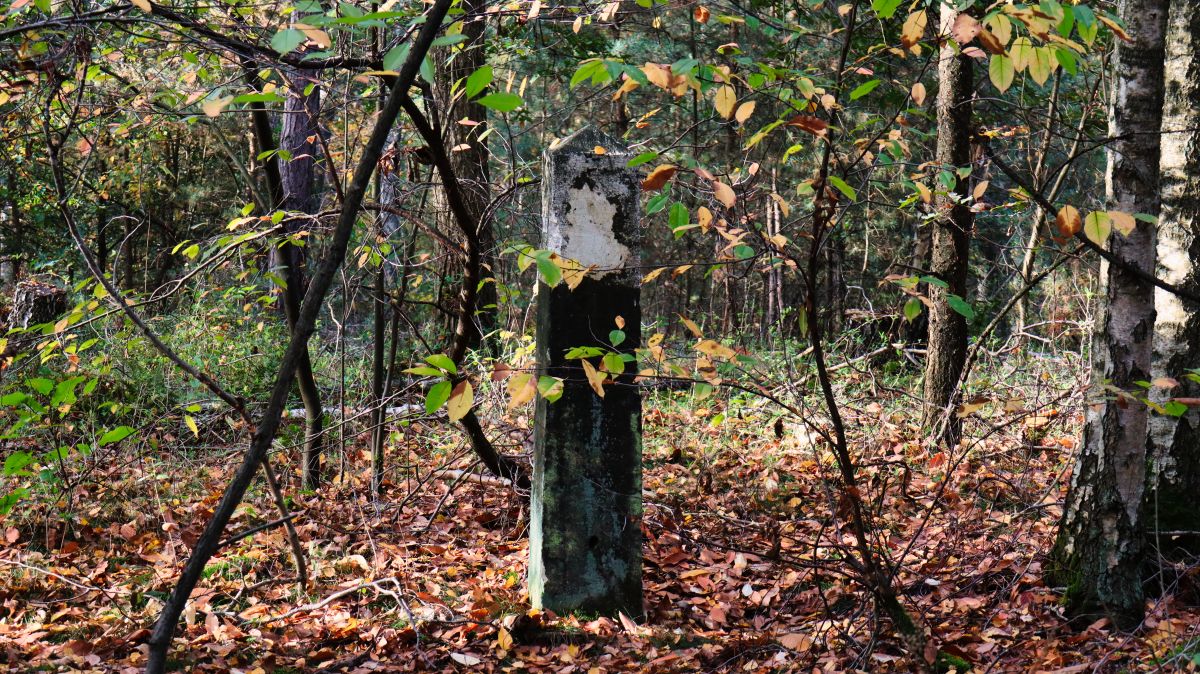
10;278;67;331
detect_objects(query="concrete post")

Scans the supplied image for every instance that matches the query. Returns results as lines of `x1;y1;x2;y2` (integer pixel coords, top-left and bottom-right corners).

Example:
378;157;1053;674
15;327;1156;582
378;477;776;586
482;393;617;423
528;127;643;617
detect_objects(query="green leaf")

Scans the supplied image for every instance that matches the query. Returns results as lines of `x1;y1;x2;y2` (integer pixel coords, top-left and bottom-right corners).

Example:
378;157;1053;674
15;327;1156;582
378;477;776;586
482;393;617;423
668;202;689;230
233;91;285;104
403;366;445;377
903;298;922;322
98;426;135;446
0;488;28;517
947;294;975;320
419;56;435;85
535;254;562;287
602;352;626;375
645;193;669;214
871;0;903;19
537;376;563;403
464;65;493;98
425;380;452;414
424;353;458;374
431;33;468;47
27;378;53;396
271;28;307;55
382;44;408;71
827;175;857;201
475;92;523;113
849;79;881;101
989;55;1014;92
570;59;606;88
609;329;626;347
3;451;33;476
627;151;658;168
1163;400;1189;417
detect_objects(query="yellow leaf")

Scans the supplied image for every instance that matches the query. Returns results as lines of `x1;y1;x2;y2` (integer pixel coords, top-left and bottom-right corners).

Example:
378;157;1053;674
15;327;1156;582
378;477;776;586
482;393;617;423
507;373;536;409
593;145;607;155
447;381;473;422
901;10;927;50
695;338;737;360
915;182;932;204
615;315;625;329
778;632;813;651
697;206;713;232
769;192;790;217
712;181;736;208
296;24;331;48
734;100;755;123
972;180;988;200
185;415;199;437
642;267;669;284
714;85;737;119
680;315;703;337
1083;210;1112;246
130;0;152;12
202;97;231;118
497;627;513;650
581;359;606;398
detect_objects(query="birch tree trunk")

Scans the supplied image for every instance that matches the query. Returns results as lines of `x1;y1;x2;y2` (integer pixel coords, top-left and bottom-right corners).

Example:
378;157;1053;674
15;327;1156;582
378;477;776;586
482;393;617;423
922;3;973;439
1147;0;1200;550
1050;0;1167;629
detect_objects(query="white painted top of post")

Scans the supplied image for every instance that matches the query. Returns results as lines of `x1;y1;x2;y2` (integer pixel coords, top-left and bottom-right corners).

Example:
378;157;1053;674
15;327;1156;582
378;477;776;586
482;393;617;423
542;127;639;279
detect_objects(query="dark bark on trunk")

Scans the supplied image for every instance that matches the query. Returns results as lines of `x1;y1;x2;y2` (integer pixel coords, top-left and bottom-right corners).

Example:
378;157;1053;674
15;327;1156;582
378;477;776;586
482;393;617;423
250;68;327;489
434;0;498;352
922;5;974;441
1051;0;1167;630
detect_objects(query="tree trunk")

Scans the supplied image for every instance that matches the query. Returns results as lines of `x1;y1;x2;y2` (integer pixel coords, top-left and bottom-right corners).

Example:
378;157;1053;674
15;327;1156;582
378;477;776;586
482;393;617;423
1050;0;1167;630
1147;0;1200;554
921;3;974;438
264;67;327;489
434;0;497;352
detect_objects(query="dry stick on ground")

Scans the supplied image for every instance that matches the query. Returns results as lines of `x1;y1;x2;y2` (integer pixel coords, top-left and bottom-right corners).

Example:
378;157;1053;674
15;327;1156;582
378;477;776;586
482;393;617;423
39;72;311;589
128;5;455;671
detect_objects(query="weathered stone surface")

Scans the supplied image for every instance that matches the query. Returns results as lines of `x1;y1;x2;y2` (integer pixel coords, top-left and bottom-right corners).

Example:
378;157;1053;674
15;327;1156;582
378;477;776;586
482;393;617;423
529;127;643;617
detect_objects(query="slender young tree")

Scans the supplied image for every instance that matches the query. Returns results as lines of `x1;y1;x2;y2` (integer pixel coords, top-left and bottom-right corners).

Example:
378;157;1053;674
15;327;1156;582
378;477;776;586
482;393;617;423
1051;0;1168;629
922;2;974;438
1147;0;1200;545
433;0;498;349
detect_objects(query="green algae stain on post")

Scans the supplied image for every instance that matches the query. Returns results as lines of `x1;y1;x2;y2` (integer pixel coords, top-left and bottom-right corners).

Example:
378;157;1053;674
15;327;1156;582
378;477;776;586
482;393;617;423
528;127;644;618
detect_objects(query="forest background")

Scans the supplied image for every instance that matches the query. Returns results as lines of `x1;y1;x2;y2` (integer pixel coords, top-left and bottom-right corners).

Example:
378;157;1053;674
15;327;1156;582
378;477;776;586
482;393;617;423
1;0;1200;671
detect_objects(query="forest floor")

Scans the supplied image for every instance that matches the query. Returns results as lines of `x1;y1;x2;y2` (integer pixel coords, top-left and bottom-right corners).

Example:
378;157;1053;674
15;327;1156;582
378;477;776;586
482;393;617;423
2;360;1200;673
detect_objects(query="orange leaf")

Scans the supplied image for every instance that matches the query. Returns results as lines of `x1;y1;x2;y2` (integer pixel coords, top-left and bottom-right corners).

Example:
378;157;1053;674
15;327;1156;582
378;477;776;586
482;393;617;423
1055;205;1081;238
641;164;677;191
786;115;828;137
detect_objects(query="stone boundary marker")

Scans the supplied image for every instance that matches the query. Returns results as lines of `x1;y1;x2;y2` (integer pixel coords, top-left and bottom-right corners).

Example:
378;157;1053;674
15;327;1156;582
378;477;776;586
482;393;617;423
528;127;644;617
